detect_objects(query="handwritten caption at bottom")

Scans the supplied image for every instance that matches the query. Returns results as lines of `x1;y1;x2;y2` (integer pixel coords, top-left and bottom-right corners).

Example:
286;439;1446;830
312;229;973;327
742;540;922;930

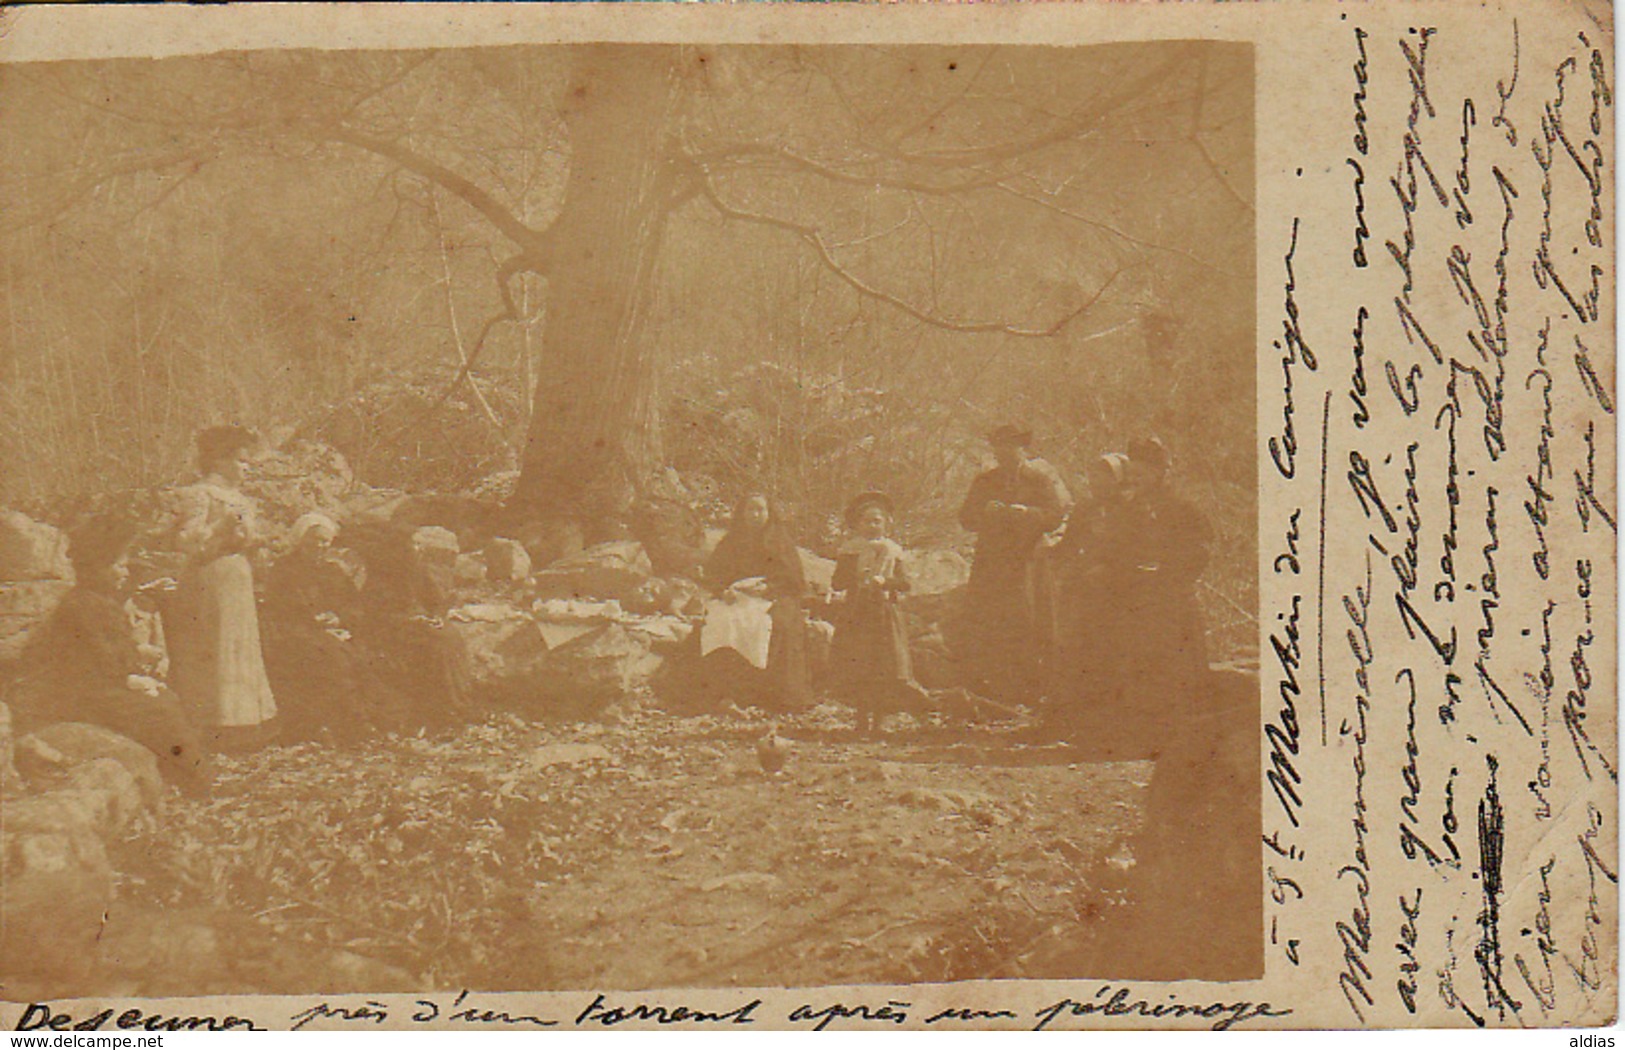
13;987;1291;1033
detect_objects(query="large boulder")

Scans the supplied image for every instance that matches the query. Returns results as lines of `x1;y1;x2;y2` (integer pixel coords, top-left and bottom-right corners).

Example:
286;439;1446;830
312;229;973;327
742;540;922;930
19;722;164;809
0;579;73;662
411;525;461;570
1;791;116;986
448;603;550;687
532;541;655;605
447;604;662;715
548;623;663;701
454;552;489;586
60;757;150;836
901;549;970;596
0;510;72;582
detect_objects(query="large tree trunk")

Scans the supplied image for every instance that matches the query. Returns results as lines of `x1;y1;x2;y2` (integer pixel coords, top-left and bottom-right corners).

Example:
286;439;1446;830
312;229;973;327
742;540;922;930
511;46;678;539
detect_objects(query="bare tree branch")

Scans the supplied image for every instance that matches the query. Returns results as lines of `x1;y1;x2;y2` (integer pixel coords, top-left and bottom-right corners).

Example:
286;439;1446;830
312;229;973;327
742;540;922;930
698;143;1020;197
695;174;1124;339
429;188;511;442
323;124;552;258
799;51;1188;171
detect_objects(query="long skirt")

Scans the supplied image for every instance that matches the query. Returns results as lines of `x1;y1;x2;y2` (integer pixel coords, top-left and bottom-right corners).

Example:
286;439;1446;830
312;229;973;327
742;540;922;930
263;621;400;743
681;600;812;713
957;551;1055;704
168;554;277;730
830;596;923;716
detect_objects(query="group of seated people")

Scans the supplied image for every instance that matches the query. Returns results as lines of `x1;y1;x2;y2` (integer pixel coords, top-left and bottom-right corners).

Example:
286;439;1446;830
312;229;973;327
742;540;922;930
3;421;1214;795
3;426;476;794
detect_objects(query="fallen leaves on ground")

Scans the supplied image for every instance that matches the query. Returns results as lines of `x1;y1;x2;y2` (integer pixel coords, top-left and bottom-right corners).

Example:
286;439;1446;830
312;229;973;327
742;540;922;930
113;704;1150;993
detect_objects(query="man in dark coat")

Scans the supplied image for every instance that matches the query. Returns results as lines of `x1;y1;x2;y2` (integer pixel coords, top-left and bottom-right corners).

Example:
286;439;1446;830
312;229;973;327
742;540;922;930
956;425;1073;704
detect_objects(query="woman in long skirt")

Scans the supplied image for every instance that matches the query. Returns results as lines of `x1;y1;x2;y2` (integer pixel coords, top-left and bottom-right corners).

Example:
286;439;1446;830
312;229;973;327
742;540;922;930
164;425;278;751
701;493;812;711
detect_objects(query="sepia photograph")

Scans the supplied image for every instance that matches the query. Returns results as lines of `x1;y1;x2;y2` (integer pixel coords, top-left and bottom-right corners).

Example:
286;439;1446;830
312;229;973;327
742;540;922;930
1;32;1255;1005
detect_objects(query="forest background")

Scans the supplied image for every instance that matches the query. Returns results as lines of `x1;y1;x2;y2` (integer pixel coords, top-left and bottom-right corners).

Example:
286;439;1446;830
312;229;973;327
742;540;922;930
0;42;1257;659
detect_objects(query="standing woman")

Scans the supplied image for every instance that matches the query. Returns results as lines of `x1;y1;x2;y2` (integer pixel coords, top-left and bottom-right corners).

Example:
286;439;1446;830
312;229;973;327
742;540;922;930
704;493;812;711
956;425;1073;704
164;425;278;750
1049;453;1137;742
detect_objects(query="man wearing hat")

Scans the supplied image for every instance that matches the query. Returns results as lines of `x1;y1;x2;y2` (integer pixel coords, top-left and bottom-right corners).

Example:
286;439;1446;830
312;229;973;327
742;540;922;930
956;424;1073;704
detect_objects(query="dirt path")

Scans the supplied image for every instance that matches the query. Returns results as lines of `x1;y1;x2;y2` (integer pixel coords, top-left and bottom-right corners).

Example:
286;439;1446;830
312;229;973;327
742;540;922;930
100;705;1148;996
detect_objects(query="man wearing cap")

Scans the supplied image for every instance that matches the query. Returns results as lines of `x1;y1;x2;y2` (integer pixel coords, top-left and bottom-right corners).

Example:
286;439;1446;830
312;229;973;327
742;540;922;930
956;425;1073;704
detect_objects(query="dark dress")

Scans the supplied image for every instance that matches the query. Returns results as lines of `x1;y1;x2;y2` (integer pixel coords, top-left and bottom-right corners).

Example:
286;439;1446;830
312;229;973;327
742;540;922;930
1120;486;1213;715
1050;496;1140;738
8;586;207;791
1115;485;1231;972
704;524;812;710
829;539;924;721
262;549;401;743
353;549;475;731
956;457;1073;702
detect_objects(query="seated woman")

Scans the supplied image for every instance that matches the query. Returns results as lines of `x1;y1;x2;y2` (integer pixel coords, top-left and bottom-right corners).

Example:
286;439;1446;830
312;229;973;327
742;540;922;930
8;514;209;793
262;513;401;744
828;492;930;733
349;523;475;732
698;493;812;712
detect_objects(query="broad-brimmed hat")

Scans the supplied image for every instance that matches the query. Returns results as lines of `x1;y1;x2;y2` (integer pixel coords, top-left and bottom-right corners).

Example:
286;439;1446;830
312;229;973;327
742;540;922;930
843;490;895;527
988;424;1034;449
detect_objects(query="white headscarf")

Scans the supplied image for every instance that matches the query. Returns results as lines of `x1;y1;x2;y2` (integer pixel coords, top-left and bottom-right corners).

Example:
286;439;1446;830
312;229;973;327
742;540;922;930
290;512;340;546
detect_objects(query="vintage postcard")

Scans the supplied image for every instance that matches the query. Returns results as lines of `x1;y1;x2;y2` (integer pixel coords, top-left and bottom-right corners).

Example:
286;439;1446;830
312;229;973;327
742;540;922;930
0;0;1613;1032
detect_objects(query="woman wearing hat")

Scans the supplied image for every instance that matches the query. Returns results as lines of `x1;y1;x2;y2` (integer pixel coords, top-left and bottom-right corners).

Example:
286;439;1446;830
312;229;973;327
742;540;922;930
9;513;209;792
956;424;1073;704
829;491;929;733
163;425;278;749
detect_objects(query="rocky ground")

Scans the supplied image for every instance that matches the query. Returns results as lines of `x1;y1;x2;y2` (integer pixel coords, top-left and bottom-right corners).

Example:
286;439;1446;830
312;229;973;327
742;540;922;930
50;704;1151;999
